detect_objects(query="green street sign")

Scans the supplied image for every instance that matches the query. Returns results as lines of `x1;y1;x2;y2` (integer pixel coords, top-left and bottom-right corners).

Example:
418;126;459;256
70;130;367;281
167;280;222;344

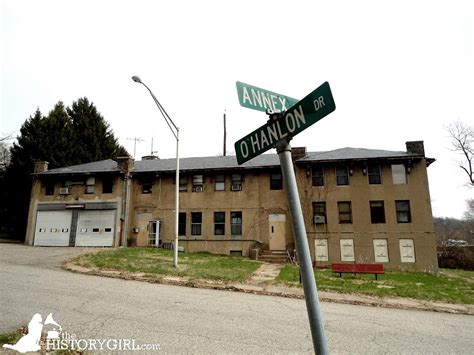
236;81;299;113
235;81;336;165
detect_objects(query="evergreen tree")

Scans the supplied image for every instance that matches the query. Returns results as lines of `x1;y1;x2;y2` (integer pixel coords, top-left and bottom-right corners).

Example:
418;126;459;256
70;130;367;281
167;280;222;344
2;99;128;240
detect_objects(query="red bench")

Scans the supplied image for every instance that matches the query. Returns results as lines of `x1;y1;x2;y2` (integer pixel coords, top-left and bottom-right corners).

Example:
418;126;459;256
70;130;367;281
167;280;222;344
332;263;384;280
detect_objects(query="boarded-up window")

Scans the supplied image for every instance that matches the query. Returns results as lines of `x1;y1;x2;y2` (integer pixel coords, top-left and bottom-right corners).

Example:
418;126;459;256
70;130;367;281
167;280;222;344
399;239;415;263
315;239;329;262
340;239;355;262
373;239;389;262
392;164;406;184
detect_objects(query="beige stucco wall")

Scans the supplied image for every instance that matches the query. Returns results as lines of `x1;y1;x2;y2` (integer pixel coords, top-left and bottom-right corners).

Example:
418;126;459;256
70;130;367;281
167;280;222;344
297;159;438;272
128;171;291;255
26;175;124;246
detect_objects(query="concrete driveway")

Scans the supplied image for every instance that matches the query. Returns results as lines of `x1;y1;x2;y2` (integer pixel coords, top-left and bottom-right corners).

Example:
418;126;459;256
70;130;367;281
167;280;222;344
1;244;473;354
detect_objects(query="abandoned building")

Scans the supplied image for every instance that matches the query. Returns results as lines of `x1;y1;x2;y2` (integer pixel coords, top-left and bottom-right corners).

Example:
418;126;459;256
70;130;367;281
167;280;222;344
25;141;438;272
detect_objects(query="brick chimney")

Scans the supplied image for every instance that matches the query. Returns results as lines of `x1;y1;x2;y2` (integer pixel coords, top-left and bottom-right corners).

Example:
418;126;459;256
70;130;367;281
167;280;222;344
406;141;425;156
34;161;49;173
291;147;307;161
117;156;134;173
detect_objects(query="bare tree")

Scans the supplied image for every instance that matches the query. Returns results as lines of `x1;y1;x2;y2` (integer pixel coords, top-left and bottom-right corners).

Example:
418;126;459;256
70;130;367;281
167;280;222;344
447;121;473;187
0;134;13;172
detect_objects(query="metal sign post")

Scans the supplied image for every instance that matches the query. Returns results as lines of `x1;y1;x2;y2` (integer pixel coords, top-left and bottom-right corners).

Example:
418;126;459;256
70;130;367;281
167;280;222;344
235;81;336;354
276;138;328;355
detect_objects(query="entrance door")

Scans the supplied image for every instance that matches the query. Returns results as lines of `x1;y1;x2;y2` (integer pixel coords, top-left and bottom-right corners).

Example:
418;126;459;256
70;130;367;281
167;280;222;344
148;220;161;247
268;214;286;250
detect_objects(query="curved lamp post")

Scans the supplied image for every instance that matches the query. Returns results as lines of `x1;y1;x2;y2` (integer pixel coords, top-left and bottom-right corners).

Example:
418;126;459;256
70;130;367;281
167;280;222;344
132;75;180;268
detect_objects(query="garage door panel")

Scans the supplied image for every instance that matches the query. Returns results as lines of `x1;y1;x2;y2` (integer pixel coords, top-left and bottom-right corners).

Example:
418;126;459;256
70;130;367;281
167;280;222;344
34;211;72;246
75;210;115;247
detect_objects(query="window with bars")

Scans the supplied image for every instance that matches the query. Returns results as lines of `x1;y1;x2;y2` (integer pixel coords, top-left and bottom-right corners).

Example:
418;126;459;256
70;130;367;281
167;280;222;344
311;166;324;187
214;212;225;235
396;200;411;223
338;201;352;223
231;211;242;236
191;212;202;235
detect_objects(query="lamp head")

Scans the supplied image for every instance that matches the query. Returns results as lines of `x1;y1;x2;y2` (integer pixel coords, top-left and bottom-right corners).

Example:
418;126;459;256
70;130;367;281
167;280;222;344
132;76;142;83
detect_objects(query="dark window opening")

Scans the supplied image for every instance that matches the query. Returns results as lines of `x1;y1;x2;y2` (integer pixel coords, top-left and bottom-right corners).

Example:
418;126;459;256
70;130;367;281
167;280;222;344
102;177;114;193
370;201;386;223
270;172;283;190
179;212;186;236
312;166;324;187
191;212;202;236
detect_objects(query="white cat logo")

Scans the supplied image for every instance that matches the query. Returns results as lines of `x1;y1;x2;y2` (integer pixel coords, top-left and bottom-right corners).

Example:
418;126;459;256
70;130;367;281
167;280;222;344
3;313;62;353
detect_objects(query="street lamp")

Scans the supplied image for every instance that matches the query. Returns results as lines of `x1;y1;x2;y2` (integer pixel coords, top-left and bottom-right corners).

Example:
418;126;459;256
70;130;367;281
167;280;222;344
132;75;180;268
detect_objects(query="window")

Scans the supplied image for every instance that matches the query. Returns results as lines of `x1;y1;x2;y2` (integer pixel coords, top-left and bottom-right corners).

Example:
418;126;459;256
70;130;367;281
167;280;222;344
314;239;329;262
399;239;415;263
270;172;283;190
178;212;186;236
336;166;349;185
45;181;55;195
373;239;389;263
85;177;95;194
179;175;188;191
214;212;225;235
102;177;113;193
104;228;112;233
231;211;242;236
313;202;327;224
311;166;324;187
340;239;355;262
368;164;382;184
231;174;242;191
193;175;203;192
229;250;243;256
142;178;153;194
396;200;411;223
215;174;225;191
392;164;406;184
191;212;202;236
370;201;386;223
92;228;100;233
338;201;352;223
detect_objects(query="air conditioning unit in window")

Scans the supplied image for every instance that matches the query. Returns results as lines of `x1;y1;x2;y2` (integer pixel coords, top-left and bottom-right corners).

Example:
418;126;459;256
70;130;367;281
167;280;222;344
193;186;203;192
231;183;242;191
314;215;326;224
60;187;70;195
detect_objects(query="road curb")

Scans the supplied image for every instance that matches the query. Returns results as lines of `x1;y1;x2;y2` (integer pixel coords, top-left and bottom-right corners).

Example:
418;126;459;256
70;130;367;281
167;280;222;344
63;262;474;316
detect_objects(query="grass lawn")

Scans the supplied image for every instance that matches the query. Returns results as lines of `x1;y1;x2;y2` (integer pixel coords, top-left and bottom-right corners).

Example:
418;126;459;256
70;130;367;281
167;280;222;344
275;265;474;304
72;247;261;282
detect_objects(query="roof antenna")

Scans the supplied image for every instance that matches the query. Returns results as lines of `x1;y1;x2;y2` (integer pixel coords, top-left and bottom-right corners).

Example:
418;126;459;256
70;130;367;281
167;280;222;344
126;137;144;159
223;110;227;156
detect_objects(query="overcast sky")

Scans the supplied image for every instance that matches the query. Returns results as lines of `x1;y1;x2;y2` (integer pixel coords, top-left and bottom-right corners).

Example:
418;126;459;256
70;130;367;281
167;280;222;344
1;0;473;219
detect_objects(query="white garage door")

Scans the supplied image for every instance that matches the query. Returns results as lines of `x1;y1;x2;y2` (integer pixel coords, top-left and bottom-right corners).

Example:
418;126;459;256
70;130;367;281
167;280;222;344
75;210;115;247
34;210;72;246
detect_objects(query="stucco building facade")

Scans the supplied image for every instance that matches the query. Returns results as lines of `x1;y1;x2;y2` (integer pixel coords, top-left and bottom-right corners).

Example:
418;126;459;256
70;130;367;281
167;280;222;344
25;141;438;272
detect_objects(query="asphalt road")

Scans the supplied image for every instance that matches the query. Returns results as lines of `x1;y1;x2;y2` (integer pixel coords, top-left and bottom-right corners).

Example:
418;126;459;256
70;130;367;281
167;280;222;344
1;244;473;354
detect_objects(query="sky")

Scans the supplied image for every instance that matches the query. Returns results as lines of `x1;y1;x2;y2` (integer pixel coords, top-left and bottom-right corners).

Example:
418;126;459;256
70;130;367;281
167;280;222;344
1;0;473;219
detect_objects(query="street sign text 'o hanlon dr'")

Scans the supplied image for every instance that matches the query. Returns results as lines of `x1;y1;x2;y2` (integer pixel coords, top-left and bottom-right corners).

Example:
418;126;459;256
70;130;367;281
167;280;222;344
235;81;336;165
